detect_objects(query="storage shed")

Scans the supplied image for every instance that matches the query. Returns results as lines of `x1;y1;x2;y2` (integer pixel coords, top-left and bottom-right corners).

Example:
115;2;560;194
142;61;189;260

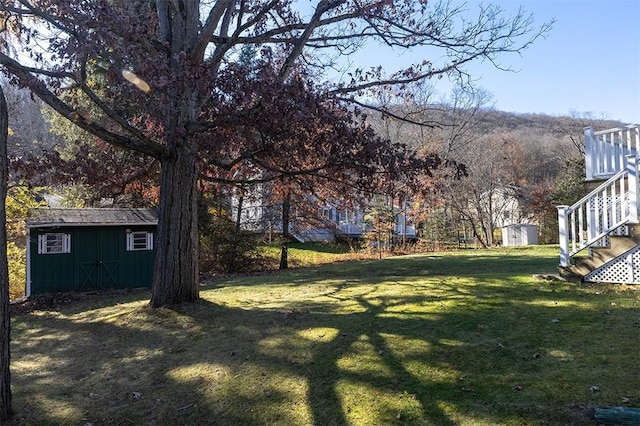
26;208;158;296
502;223;538;246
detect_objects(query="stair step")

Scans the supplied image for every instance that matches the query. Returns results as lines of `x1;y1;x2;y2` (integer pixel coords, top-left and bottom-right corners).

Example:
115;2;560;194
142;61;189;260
565;230;640;278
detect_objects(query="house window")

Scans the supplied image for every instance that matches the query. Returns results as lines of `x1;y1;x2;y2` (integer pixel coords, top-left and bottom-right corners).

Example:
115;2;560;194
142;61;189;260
127;231;154;251
319;207;330;219
338;211;348;224
38;233;71;254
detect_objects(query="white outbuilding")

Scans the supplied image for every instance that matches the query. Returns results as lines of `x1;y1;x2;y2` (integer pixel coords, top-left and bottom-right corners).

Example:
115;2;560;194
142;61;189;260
502;224;538;246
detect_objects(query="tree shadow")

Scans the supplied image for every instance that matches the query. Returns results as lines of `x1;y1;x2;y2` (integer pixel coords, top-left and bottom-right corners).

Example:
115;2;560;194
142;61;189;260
207;251;560;291
7;252;632;425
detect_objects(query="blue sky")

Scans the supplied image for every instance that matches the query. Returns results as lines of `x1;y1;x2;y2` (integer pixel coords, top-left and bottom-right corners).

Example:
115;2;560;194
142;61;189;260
326;0;640;124
460;0;640;123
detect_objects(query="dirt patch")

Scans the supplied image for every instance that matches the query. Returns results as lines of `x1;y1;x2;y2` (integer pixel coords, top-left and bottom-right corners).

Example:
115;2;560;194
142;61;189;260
565;403;596;425
10;292;87;315
10;288;147;316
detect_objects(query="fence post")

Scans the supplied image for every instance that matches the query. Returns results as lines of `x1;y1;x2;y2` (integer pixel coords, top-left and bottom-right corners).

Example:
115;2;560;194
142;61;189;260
626;155;639;223
584;126;595;180
557;205;570;267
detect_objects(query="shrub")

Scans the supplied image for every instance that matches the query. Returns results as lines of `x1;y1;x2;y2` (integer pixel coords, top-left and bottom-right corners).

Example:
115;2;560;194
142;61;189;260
198;196;265;274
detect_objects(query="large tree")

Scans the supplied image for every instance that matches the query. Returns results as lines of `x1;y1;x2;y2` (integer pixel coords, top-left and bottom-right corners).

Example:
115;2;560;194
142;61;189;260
0;0;550;306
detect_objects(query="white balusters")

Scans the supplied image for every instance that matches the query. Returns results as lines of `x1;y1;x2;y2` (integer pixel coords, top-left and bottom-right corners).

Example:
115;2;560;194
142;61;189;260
557;155;639;266
586;125;640;180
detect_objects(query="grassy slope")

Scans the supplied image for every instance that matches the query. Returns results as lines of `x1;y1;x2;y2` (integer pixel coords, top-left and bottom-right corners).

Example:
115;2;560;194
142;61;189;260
8;245;640;425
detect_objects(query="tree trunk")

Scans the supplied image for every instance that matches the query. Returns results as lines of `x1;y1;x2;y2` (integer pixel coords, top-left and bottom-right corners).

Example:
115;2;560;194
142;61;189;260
279;192;291;270
230;194;244;273
279;242;289;270
150;144;199;307
150;0;201;307
0;85;13;420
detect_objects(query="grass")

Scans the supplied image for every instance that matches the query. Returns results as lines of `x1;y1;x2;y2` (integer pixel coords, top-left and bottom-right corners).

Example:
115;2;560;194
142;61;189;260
258;241;363;269
7;245;640;425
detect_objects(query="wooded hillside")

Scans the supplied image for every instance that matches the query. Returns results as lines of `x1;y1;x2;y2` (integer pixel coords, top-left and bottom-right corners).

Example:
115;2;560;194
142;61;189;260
366;102;625;246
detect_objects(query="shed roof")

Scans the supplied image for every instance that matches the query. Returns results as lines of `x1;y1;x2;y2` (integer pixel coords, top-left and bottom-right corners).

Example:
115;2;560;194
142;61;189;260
26;208;158;228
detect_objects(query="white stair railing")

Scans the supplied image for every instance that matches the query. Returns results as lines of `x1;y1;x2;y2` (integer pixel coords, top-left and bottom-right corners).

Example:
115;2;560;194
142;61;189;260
558;155;639;267
585;125;640;180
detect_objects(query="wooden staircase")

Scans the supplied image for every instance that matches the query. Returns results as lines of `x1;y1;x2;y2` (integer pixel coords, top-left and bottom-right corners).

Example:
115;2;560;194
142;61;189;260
557;125;640;283
562;225;640;279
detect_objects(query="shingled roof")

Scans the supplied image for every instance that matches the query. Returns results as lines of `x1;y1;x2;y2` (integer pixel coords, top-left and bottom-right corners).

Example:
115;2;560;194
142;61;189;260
26;208;158;228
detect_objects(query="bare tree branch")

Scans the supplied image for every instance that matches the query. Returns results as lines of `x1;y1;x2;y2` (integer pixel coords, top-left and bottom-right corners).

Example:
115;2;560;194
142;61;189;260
0;53;167;158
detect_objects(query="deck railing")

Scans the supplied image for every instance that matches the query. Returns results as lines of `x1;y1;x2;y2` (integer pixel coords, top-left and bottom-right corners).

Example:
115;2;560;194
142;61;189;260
394;224;416;237
337;223;366;236
558;155;639;267
585;125;640;180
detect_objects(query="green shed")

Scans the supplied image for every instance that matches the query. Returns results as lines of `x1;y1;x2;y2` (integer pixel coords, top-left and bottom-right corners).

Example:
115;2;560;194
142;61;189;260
26;208;158;296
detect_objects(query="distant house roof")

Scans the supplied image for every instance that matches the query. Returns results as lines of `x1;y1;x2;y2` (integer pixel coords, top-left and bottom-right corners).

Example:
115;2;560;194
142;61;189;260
26;208;158;228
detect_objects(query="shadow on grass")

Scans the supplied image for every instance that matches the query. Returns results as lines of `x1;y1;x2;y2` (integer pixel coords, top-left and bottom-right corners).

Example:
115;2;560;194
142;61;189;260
8;251;637;425
212;251;560;290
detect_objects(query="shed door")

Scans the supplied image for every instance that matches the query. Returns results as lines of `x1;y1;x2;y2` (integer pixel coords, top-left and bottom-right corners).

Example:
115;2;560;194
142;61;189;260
512;225;525;245
77;228;120;290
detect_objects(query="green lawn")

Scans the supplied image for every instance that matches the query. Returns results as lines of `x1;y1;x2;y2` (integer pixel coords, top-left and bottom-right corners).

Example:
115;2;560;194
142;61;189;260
8;245;640;425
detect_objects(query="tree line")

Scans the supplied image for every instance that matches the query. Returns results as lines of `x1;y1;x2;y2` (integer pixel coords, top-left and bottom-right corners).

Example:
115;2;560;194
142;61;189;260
4;79;624;262
366;92;624;247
